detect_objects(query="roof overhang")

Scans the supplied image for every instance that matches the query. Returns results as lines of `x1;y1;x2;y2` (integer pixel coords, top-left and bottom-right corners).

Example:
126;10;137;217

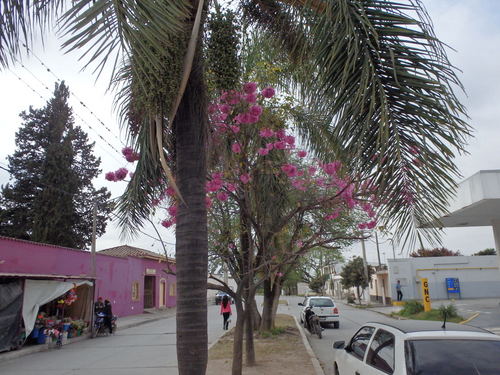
422;170;500;228
0;272;95;280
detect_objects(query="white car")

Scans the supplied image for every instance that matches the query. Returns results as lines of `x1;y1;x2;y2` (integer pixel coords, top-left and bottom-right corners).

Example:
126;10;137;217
332;320;500;375
298;296;340;328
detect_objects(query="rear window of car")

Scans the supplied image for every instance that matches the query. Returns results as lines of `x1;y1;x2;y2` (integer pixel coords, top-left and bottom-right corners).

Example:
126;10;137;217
406;339;500;375
309;298;334;307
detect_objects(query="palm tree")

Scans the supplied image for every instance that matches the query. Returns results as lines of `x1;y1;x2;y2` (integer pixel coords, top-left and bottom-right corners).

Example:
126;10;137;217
0;1;470;374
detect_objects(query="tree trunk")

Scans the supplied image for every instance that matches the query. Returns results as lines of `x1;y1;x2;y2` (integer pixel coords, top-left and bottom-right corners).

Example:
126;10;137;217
249;297;261;330
260;278;281;331
232;298;245;375
244;286;256;366
175;22;208;374
356;285;361;304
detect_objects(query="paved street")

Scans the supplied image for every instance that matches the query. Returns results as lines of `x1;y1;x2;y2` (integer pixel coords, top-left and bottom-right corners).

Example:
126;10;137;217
0;304;227;375
279;296;397;375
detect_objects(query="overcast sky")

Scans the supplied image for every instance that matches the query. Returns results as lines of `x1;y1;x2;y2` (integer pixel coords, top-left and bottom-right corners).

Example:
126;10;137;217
0;0;499;262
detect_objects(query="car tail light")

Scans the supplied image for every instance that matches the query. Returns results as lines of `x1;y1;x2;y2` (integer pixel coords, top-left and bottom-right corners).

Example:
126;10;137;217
333;307;339;314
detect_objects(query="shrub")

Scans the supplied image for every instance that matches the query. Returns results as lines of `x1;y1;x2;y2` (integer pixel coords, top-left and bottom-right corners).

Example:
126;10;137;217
438;304;458;319
400;300;424;316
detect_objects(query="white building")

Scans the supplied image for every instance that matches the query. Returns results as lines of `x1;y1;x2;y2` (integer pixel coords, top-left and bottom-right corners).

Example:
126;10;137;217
388;255;500;301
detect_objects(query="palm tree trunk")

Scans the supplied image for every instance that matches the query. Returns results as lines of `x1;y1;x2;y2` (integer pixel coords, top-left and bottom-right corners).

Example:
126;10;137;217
175;31;208;374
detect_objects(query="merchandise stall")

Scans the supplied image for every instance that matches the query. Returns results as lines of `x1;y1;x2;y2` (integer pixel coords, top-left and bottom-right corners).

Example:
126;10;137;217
0;274;94;352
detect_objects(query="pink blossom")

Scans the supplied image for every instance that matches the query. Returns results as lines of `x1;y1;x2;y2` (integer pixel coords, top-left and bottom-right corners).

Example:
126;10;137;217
281;164;298;177
115;168;128;180
129;172;134;179
205;196;213;209
276;129;286;139
358;223;367;230
249;105;263;117
212;172;223;180
244;93;257;103
225;183;236;192
122;147;133;156
276;272;284;277
220;104;231;114
247;114;259;124
231;125;240;134
291;179;306;191
231;143;242;153
325;211;340;221
296;241;303;247
243;82;258;94
240;173;251;184
259;128;275;138
308;166;317;175
298;150;307;158
167;205;178;217
366;220;377;229
323;161;342;175
272;256;277;260
274;141;287;150
165;187;176;197
105;172;117;182
206;179;223;192
261;87;275;98
161;219;174;228
266;143;274;150
152;199;160;206
258;148;269;156
125;152;140;162
208;104;218;114
216;191;229;201
284;135;295;145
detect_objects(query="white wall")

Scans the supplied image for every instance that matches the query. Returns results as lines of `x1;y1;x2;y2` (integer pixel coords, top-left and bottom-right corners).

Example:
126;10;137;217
388;255;500;301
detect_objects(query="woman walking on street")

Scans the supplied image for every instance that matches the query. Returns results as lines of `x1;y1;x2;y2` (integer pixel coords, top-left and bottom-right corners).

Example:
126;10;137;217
220;295;232;330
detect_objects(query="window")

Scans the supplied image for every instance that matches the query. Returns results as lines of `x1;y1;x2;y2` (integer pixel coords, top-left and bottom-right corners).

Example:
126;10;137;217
131;281;140;301
308;298;334;307
349;326;375;360
366;329;395;374
169;283;176;297
406;339;500;375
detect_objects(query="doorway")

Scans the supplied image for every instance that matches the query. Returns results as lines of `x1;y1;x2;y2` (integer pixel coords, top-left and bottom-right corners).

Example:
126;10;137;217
159;280;166;307
144;276;155;309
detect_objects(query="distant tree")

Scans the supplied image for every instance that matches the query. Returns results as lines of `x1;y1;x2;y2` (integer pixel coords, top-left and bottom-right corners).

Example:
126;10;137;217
410;247;461;257
0;82;111;249
474;248;496;256
309;274;329;294
340;256;375;304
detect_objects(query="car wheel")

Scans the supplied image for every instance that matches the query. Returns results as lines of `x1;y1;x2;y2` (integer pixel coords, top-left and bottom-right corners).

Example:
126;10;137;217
334;363;340;375
333;322;339;329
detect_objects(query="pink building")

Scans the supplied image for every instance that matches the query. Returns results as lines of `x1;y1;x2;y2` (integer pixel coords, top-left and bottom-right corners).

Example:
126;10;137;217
0;236;176;317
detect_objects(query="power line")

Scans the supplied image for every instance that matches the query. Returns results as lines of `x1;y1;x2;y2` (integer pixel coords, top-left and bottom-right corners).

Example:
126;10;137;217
8;69;125;167
20;44;124;146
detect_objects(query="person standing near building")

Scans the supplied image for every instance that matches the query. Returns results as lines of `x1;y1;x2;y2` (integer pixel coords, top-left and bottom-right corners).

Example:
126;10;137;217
94;297;105;315
103;299;114;334
220;295;232;330
396;280;403;301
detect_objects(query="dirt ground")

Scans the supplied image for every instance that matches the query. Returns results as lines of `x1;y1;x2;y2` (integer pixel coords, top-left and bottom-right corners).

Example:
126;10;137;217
207;314;316;375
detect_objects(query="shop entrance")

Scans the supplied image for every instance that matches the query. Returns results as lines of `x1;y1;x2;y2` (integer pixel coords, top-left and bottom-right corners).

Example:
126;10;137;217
144;276;155;309
159;280;166;307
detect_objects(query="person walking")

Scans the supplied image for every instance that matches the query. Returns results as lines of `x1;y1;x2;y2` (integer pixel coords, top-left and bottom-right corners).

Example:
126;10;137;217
396;280;403;301
103;299;114;334
220;295;232;330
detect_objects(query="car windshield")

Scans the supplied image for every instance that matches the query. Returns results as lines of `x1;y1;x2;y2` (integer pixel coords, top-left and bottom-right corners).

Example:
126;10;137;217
406;339;500;375
309;298;334;307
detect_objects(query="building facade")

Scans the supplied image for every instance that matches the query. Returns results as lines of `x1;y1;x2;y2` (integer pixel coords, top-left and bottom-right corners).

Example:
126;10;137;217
388;255;500;301
0;237;176;317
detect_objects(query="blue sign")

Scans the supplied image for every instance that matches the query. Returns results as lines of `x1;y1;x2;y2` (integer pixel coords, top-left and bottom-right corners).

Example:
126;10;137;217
446;278;460;293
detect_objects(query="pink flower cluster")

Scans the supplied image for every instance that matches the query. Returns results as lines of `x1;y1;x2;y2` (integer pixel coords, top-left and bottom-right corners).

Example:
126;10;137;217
122;147;140;163
105;168;128;182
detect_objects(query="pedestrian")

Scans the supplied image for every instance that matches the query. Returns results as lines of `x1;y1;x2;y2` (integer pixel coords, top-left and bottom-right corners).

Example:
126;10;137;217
396;280;403;301
94;296;105;315
220;295;232;330
103;299;114;334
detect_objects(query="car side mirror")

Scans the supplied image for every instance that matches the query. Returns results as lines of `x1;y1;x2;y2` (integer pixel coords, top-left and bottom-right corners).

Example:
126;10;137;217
298;303;304;306
333;341;345;350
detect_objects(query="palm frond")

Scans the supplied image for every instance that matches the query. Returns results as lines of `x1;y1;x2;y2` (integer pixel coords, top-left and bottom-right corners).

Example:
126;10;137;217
244;0;472;250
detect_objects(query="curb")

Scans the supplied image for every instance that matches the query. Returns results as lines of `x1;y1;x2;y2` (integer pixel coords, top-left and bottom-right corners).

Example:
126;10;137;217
460;312;480;325
293;316;326;375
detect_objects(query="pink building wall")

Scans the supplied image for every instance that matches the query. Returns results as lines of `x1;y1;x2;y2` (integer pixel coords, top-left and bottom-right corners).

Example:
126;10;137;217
0;237;176;317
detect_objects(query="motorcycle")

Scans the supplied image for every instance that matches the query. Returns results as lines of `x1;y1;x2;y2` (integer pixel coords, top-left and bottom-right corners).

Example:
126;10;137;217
91;312;117;338
304;306;322;339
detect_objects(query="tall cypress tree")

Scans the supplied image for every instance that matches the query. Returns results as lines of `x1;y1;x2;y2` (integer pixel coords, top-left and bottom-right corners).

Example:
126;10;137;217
0;82;111;249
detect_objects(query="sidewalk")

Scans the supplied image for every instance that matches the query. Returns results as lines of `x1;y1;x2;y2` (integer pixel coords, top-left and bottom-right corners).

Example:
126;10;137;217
0;308;176;364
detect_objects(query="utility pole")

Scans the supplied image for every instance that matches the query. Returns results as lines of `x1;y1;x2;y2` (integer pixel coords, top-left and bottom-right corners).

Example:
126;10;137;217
360;234;370;303
390;238;396;259
90;198;97;336
375;231;382;267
